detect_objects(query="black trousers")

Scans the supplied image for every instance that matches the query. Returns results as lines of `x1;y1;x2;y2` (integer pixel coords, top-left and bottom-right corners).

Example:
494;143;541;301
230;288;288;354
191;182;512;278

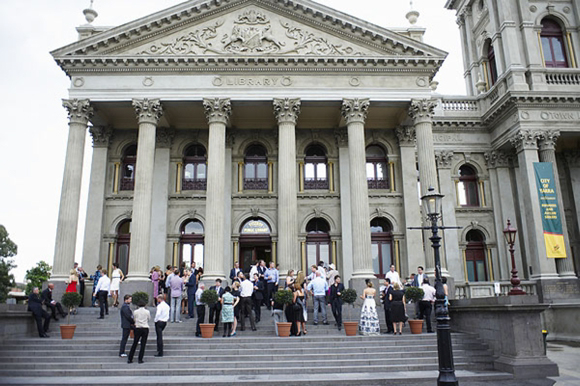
78;282;85;306
128;327;148;362
47;302;66;319
384;307;394;332
331;299;343;327
240;297;255;330
253;297;262;321
419;301;433;332
196;305;205;336
187;291;196;317
97;291;108;317
266;283;277;307
209;303;221;330
32;311;50;337
155;321;167;355
119;328;131;355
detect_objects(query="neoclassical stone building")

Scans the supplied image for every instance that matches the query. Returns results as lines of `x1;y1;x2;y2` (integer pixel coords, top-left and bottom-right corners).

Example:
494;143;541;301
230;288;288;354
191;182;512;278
50;0;579;308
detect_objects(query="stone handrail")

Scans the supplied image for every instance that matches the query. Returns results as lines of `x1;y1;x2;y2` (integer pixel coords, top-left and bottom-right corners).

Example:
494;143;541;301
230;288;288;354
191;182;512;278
440;98;478;111
454;280;538;299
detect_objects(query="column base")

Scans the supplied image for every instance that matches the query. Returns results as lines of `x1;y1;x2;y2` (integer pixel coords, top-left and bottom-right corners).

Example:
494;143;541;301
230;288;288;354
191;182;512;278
120;278;154;306
536;278;580;303
200;272;227;288
494;356;558;379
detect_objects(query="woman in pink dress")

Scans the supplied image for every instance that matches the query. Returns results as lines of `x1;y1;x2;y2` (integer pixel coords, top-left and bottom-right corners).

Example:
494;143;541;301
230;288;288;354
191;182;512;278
151;266;160;305
65;269;79;314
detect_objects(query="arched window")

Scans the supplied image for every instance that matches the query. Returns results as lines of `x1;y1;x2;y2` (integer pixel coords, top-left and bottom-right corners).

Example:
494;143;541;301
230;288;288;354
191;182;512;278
457;165;480;207
465;230;488;282
484;39;498;88
370;218;393;278
304;144;328;190
180;220;204;269
541;18;569;68
183;144;207;190
366;145;389;190
120;145;137;191
306;218;331;268
244;144;268;190
116;220;131;274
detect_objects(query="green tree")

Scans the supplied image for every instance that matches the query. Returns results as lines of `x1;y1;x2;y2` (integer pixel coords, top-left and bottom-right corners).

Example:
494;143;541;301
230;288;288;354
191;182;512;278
0;225;18;303
25;261;52;295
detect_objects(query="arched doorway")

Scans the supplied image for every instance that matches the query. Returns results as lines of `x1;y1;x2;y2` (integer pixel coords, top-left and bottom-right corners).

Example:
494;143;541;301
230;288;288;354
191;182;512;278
116;220;131;274
465;230;488;282
370;217;393;278
239;218;272;273
306;218;331;268
180;219;205;269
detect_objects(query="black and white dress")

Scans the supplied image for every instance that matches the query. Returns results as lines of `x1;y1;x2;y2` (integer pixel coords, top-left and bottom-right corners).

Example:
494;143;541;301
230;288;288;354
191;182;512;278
359;295;380;336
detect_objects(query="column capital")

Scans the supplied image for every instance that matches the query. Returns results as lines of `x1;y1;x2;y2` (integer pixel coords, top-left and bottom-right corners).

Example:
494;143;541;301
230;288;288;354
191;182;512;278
334;128;348;147
63;99;93;125
484;150;512;169
203;98;231;125
341;98;370;125
537;130;561;152
435;150;454;169
156;128;175;148
133;98;163;125
395;126;416;147
409;99;437;124
89;126;113;148
510;130;539;152
273;98;301;124
564;150;580;167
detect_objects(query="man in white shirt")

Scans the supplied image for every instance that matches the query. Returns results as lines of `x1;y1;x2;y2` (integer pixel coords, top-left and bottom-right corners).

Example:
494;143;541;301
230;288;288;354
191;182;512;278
419;277;436;333
249;263;259;283
239;274;256;331
93;269;111;319
154;294;170;357
195;283;205;337
127;300;151;364
385;265;402;288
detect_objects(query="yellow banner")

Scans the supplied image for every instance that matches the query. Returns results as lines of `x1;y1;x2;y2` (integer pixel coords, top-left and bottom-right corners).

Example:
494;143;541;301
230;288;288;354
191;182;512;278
544;233;567;258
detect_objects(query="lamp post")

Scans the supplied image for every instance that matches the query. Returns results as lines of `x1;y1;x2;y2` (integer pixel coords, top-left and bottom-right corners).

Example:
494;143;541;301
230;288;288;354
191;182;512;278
409;186;459;386
503;219;526;295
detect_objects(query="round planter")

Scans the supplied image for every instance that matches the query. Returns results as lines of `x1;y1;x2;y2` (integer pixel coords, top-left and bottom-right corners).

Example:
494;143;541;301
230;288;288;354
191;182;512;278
343;321;358;336
60;325;76;340
409;319;424;334
276;322;292;337
200;323;215;339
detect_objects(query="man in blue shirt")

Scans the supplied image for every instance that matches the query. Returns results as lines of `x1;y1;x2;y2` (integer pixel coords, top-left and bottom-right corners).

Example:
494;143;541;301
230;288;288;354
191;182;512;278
307;271;329;325
264;262;279;310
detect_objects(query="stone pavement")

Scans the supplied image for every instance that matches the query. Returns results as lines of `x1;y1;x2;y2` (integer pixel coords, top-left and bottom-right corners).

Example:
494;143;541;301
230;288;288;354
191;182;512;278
547;341;580;386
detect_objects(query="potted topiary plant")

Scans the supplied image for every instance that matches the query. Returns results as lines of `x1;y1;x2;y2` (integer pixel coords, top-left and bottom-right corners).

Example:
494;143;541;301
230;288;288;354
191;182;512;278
273;289;294;337
200;289;219;338
404;286;425;334
60;292;82;339
340;288;358;336
130;291;149;339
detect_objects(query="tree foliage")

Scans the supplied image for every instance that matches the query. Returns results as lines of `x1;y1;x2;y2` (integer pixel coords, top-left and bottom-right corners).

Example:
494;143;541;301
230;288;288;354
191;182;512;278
0;225;17;258
0;225;17;303
25;261;52;295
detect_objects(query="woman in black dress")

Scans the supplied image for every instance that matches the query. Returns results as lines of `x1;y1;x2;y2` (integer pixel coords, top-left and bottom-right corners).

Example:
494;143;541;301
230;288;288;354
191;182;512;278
293;282;306;336
285;283;297;336
389;282;407;335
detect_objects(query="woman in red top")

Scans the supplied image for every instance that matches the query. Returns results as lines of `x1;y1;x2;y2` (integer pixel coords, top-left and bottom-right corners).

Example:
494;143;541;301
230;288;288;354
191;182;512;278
65;269;78;293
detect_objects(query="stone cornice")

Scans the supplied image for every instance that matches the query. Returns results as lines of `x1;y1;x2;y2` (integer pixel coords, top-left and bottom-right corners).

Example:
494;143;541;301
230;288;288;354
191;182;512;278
341;98;370;125
63;99;93;125
203;98;232;125
133;98;164;125
273;98;301;125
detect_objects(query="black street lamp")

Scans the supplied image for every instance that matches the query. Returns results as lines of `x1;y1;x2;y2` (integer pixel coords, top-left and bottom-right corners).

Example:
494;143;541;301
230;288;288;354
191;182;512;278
503;219;526;295
410;186;459;386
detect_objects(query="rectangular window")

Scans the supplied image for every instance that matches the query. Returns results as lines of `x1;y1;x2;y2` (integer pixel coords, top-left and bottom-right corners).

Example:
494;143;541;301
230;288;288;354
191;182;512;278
319;243;330;267
371;243;380;276
245;164;255;179
307;244;317;269
196;164;206;179
257;163;268;179
316;163;327;179
542;37;553;62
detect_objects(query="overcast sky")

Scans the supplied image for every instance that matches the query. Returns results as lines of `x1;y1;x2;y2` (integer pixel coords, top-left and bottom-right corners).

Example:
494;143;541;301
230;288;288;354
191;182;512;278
0;0;464;282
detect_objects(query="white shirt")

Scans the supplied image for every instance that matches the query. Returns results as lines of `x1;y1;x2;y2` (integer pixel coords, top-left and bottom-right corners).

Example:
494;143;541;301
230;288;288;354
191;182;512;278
240;279;254;297
422;283;436;302
134;307;151;328
386;270;402;287
195;288;205;305
249;265;258;282
94;275;111;293
165;272;174;288
154;301;170;322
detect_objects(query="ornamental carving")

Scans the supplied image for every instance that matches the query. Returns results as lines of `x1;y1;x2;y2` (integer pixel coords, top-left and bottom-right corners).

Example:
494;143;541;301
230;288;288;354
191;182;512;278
435;151;454;169
564;151;580;167
226;131;236;147
63;99;93;125
341;98;370;125
537;130;561;151
509;130;539;152
89;126;113;148
156;128;175;148
133;98;163;125
273;98;301;124
203;98;232;125
395;126;416;147
409;99;437;123
334;128;348;147
484;150;511;168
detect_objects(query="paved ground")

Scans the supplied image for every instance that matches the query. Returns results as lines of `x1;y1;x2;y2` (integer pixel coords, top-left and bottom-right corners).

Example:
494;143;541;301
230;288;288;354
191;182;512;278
547;341;580;386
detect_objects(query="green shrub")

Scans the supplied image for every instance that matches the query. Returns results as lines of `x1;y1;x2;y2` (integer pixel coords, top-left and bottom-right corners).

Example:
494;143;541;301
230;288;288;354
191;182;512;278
200;289;219;305
61;292;82;325
405;286;425;303
273;289;294;306
340;288;357;305
132;291;149;307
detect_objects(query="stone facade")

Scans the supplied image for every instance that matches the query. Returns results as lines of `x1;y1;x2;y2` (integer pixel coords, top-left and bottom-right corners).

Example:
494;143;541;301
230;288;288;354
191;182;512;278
50;0;579;299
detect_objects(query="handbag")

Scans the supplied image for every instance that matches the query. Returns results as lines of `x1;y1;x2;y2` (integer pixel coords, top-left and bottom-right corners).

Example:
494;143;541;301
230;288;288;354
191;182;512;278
292;302;301;311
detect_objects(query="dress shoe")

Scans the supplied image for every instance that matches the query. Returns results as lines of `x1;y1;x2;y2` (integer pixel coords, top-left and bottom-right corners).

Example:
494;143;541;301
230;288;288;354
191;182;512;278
240;328;245;331
338;326;342;331
138;360;144;364
195;333;201;337
154;353;163;357
127;360;133;364
40;334;50;338
119;353;127;358
313;322;318;325
53;317;59;321
97;316;104;319
323;321;329;325
252;328;257;331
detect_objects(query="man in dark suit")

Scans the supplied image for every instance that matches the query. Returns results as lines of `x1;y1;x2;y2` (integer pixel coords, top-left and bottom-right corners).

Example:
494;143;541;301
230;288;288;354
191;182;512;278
412;266;427;287
252;273;265;323
328;275;345;331
76;266;88;307
381;278;395;334
186;269;197;319
229;261;241;283
28;287;51;338
119;294;134;357
209;279;225;331
41;283;66;320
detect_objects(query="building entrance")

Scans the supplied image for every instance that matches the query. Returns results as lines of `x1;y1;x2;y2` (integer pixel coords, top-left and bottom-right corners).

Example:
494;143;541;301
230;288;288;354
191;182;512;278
239;218;272;274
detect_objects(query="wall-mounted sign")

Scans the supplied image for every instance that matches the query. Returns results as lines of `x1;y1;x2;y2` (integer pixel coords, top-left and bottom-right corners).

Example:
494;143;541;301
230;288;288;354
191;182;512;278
241;219;271;234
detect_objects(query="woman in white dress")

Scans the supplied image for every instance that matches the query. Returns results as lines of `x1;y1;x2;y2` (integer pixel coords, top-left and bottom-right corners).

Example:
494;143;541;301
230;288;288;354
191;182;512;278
359;279;380;336
110;262;125;307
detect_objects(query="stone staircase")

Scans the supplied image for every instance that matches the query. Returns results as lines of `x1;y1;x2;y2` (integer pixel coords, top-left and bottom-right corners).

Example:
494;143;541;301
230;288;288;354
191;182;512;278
0;305;514;385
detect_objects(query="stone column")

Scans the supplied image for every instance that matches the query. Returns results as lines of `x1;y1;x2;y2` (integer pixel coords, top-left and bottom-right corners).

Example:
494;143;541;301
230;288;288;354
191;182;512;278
396;126;424;278
538;131;576;278
53;99;93;279
436;151;462;281
274;98;301;275
341;99;374;280
81;126;112;274
409;99;439;273
149;128;174;270
335;129;354;282
564;151;580;276
202;98;231;281
127;99;163;284
510;130;557;280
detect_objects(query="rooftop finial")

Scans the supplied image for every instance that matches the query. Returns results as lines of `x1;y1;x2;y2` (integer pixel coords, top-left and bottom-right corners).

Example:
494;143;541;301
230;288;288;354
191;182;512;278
406;0;420;25
83;0;98;24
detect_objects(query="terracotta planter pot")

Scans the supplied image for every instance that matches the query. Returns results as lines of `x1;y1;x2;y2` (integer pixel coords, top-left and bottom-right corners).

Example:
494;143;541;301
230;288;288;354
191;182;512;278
343;321;358;336
60;325;76;340
129;330;134;339
409;319;424;334
276;322;292;337
200;323;215;338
